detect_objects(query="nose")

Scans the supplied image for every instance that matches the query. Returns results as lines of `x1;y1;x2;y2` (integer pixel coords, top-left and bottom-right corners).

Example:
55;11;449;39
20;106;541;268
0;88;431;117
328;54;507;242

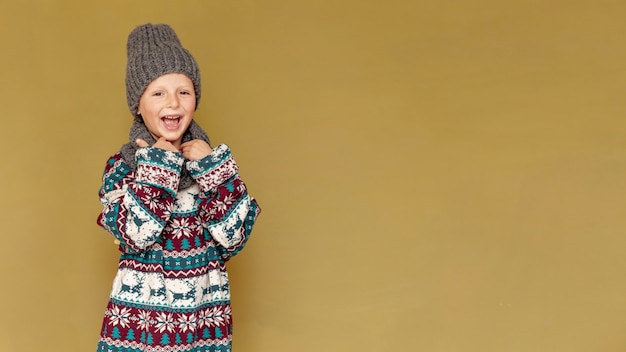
167;94;180;109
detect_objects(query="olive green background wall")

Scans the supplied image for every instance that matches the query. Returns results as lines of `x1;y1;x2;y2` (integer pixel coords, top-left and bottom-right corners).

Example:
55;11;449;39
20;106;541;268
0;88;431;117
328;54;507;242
1;1;626;351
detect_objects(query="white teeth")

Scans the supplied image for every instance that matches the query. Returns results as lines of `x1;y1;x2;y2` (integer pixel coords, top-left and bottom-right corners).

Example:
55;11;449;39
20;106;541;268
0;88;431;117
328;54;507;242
162;115;181;119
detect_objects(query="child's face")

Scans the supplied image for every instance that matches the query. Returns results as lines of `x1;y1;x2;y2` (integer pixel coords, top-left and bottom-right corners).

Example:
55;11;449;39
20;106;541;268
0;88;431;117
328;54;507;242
137;73;196;149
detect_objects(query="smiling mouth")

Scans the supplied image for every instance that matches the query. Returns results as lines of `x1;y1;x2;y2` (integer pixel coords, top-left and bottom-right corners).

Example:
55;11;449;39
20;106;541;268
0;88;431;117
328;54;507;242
162;115;181;129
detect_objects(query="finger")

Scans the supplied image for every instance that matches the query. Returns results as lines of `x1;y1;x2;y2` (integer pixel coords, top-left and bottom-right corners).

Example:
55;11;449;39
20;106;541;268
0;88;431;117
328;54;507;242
136;139;149;148
155;137;174;147
153;137;180;153
180;140;195;148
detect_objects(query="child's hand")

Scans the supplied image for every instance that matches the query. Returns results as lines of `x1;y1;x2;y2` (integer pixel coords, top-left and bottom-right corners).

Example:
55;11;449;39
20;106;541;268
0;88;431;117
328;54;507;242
181;139;213;161
136;137;179;153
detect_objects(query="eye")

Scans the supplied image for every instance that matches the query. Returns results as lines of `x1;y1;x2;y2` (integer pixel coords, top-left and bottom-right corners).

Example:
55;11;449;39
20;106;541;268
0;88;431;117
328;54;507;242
179;90;192;95
152;91;163;97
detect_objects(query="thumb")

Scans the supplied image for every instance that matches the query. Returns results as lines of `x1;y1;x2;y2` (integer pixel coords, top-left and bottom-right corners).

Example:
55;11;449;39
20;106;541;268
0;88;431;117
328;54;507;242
135;138;149;148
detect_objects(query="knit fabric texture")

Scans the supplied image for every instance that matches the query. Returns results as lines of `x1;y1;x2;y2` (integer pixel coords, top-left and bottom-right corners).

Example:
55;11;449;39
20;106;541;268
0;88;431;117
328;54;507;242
120;120;211;189
126;23;201;118
96;144;261;352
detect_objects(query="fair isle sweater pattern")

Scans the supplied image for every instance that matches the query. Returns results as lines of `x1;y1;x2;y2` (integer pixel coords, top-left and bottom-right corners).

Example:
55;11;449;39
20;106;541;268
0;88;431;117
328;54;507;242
96;144;260;352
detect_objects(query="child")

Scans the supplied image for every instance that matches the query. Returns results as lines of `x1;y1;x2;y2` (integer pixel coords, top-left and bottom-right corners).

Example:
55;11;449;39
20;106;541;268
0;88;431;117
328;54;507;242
96;23;261;352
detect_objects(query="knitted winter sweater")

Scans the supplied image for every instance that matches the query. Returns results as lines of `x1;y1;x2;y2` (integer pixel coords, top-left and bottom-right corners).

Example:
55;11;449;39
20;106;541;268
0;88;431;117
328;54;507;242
96;144;260;352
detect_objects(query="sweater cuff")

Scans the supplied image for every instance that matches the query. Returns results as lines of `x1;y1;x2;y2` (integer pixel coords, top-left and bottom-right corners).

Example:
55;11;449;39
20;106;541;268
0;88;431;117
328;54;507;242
135;146;184;192
186;144;238;193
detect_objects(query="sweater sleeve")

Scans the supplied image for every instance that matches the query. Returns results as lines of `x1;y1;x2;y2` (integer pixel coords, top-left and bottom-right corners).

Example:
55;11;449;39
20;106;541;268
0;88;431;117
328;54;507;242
96;147;184;253
186;144;261;261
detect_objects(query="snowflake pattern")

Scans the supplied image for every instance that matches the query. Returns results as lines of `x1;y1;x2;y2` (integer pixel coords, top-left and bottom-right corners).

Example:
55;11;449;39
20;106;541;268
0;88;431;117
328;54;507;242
137;310;152;331
170;217;193;238
214;195;235;213
178;313;198;333
154;312;176;333
140;188;161;211
196;309;208;329
109;306;132;328
205;306;226;327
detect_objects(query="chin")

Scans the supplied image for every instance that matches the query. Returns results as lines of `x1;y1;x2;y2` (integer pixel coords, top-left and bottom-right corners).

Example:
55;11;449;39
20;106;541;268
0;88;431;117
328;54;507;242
153;128;178;139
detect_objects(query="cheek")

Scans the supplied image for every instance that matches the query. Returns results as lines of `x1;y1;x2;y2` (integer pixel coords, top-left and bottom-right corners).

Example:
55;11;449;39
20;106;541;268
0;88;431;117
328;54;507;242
140;104;159;118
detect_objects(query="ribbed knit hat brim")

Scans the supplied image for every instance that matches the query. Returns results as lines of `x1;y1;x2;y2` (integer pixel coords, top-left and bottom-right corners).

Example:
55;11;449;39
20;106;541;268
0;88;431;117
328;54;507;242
125;23;201;118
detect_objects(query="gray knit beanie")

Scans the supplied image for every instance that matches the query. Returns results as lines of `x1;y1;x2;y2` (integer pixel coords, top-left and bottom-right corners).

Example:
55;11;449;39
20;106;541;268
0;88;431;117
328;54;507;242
126;23;201;118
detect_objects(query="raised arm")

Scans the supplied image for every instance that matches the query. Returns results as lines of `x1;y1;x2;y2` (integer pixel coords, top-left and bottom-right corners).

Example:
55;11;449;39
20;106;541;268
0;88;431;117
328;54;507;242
97;147;184;253
187;144;261;261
